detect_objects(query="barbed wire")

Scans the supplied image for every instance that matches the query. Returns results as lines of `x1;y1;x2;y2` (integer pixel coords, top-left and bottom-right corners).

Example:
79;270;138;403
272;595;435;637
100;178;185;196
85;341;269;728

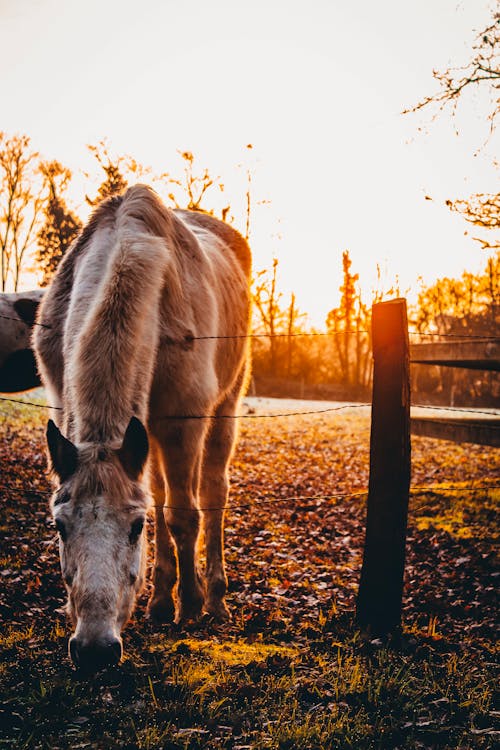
0;396;57;409
1;395;498;420
2;312;498;342
0;396;372;419
0;480;498;513
0;314;51;328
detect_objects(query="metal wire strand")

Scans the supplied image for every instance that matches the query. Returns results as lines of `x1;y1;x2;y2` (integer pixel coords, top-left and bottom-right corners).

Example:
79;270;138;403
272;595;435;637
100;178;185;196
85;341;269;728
0;480;498;513
1;312;497;341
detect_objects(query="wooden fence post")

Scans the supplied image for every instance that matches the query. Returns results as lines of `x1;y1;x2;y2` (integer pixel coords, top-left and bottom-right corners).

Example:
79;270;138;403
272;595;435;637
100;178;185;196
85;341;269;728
356;298;411;636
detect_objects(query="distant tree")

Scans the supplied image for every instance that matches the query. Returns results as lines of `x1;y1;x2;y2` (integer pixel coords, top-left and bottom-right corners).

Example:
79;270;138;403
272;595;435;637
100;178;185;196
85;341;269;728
85;141;128;206
252;258;286;377
0;133;43;291
36;161;82;286
414;255;499;404
286;292;297;378
326;251;370;388
415;253;499;334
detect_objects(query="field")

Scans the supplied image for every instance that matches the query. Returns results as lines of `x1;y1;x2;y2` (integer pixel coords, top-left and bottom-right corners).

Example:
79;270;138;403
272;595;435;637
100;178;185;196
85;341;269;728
0;396;498;749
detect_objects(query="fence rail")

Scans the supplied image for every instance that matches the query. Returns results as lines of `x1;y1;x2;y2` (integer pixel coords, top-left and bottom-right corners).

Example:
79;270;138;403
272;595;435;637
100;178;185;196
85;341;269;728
410;339;500;370
411;416;500;447
409;335;500;446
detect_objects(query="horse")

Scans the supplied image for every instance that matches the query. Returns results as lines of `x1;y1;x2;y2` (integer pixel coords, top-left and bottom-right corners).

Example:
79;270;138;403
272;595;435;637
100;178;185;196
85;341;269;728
33;185;251;672
0;290;44;392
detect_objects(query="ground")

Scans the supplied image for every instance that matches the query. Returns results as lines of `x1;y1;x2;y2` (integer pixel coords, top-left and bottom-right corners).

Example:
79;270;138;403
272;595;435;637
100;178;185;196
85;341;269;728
0;395;498;749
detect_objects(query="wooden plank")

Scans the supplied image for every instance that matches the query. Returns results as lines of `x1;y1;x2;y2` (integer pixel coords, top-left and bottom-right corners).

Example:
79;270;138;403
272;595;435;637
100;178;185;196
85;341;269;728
411;417;500;447
410;340;500;371
356;298;410;637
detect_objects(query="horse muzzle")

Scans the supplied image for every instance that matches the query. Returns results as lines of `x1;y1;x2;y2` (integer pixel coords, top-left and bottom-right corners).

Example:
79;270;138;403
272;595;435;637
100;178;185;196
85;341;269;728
69;635;122;672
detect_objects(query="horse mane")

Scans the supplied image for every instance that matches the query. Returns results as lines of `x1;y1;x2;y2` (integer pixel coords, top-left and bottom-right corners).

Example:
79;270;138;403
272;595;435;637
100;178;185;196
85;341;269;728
68;185;182;443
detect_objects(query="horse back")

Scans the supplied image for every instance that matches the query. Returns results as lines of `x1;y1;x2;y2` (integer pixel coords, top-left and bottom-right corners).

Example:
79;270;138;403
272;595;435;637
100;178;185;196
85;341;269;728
175;209;251;279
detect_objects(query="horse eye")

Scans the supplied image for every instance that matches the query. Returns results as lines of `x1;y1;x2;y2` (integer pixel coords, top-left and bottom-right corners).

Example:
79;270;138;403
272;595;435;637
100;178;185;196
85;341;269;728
55;519;67;542
129;518;144;544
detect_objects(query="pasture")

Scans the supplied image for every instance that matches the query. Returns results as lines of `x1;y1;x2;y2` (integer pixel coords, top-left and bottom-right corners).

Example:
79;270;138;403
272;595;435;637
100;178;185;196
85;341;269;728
0;396;498;749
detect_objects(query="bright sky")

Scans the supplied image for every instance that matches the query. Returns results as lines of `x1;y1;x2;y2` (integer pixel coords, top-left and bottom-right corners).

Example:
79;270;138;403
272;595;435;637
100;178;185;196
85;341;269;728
0;0;498;325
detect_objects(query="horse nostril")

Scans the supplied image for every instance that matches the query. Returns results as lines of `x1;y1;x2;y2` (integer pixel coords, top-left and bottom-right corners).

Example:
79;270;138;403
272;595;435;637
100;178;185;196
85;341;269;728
109;638;122;664
69;636;80;666
69;637;122;672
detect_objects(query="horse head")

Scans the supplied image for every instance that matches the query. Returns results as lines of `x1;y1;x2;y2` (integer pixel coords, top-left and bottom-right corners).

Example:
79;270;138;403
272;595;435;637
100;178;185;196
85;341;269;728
47;417;150;672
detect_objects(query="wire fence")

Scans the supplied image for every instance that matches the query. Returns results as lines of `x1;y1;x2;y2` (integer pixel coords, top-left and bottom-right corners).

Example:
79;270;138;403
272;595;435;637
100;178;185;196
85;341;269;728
2;312;499;341
0;479;498;514
0;321;498;518
0;392;498;514
0;394;498;421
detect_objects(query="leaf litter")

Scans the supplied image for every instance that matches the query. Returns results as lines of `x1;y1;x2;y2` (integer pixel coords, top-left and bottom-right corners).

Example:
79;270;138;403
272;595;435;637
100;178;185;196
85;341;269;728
0;399;498;749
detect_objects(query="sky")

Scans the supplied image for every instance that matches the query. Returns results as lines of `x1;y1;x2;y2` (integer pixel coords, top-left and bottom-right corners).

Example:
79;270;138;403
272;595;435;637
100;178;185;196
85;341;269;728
0;0;498;325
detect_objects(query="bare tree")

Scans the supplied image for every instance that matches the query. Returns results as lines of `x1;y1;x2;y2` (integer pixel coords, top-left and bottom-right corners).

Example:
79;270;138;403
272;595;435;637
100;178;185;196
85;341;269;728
0;133;43;291
404;10;500;132
166;150;225;215
446;192;500;250
252;258;285;376
405;8;500;251
326;251;372;390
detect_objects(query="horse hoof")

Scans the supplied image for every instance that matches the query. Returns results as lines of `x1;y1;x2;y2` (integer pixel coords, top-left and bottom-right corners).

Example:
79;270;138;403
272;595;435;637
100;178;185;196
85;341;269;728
204;601;231;623
175;598;205;625
147;597;175;624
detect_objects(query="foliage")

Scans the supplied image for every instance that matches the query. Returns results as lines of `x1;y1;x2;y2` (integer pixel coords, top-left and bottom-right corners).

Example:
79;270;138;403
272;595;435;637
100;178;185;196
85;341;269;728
411;253;500;405
36;161;82;287
0;399;498;749
85;140;130;206
415;252;499;335
0;133;43;291
85;139;157;207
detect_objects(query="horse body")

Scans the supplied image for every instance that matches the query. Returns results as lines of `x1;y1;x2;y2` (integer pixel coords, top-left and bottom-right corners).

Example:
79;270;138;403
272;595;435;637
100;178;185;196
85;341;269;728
34;185;251;671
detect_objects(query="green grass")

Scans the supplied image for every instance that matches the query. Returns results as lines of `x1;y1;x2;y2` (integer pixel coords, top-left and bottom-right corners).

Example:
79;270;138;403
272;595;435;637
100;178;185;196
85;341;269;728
1;619;497;749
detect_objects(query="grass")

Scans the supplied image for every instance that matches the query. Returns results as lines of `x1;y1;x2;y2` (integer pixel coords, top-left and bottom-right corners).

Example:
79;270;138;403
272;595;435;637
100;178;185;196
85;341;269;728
1;623;497;749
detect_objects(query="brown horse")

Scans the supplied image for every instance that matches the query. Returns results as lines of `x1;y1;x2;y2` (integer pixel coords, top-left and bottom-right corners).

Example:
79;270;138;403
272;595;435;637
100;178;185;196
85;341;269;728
34;185;251;672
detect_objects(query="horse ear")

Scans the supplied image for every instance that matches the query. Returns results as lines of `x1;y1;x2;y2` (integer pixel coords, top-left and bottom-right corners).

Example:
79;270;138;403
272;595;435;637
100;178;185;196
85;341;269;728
47;420;78;481
13;297;41;326
117;417;149;480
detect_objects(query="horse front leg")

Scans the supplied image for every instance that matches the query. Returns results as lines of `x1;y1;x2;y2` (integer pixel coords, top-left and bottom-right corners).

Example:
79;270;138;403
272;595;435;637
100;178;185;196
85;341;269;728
147;444;177;623
200;415;238;621
160;423;206;623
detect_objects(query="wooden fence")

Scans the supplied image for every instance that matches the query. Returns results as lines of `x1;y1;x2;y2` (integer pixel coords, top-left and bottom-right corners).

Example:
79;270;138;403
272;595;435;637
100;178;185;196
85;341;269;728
356;297;499;637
